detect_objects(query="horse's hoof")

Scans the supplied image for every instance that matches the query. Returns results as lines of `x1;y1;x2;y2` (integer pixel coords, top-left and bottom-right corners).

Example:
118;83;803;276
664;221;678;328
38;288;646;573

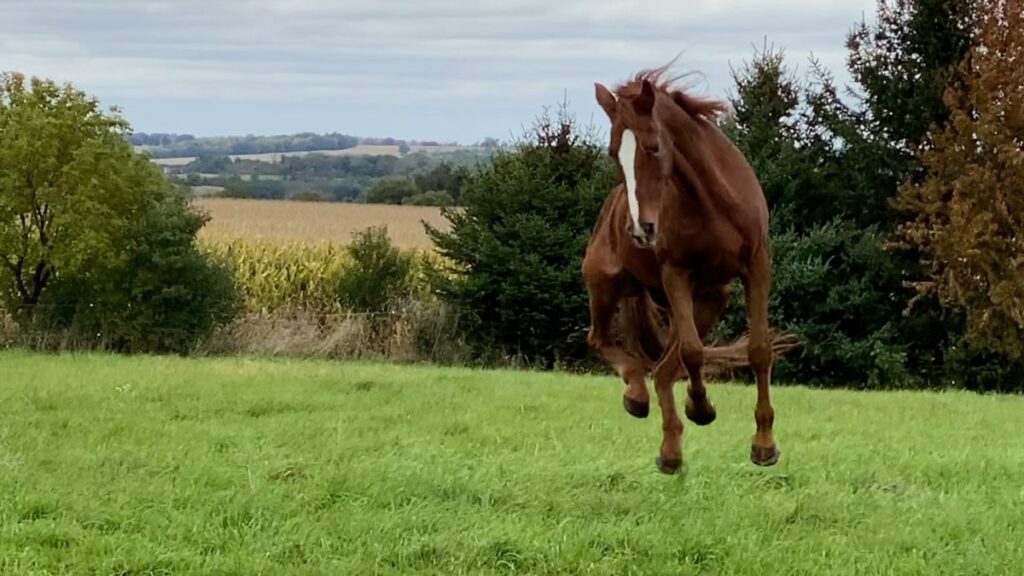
655;456;685;475
685;396;717;426
623;395;649;419
751;444;781;466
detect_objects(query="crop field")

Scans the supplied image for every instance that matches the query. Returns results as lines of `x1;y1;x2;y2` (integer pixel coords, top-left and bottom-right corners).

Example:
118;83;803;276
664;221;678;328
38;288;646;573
193;197;450;247
1;351;1022;574
149;144;471;167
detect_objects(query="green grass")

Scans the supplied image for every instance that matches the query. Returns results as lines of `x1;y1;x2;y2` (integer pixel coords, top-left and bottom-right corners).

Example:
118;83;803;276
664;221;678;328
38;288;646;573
1;350;1022;575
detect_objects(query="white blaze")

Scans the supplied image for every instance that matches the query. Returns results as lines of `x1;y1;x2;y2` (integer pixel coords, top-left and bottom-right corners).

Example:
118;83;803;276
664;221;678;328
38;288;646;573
618;129;642;232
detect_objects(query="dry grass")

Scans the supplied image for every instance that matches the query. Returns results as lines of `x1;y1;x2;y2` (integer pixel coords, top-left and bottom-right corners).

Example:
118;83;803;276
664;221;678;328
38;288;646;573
197;302;470;364
193;198;451;248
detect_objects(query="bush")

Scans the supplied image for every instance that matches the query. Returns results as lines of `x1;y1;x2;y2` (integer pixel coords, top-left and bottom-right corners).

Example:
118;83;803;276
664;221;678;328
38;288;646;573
336;226;414;313
426;103;616;367
713;219;911;388
34;188;239;354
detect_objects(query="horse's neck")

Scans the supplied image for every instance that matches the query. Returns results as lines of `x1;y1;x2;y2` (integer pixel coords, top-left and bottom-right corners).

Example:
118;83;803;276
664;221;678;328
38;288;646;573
665;126;761;241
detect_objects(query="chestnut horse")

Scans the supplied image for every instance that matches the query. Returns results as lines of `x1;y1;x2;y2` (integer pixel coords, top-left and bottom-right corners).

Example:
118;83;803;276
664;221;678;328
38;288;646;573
583;65;793;474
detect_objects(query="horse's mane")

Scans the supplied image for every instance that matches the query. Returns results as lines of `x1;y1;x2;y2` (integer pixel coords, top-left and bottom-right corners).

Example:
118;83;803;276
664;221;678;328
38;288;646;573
613;60;730;121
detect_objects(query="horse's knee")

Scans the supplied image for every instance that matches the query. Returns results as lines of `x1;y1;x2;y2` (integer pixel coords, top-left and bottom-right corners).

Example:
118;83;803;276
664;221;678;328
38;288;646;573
748;339;772;369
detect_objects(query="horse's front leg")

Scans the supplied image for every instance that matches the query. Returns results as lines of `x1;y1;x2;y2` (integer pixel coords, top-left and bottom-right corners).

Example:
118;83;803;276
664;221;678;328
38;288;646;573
651;327;685;474
651;265;707;474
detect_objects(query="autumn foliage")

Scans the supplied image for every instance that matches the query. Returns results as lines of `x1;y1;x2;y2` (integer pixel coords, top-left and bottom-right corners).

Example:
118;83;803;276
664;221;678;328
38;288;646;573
895;0;1024;360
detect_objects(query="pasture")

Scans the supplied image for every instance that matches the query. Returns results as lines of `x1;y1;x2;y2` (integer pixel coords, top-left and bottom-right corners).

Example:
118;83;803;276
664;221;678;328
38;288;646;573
2;351;1022;574
193;197;450;247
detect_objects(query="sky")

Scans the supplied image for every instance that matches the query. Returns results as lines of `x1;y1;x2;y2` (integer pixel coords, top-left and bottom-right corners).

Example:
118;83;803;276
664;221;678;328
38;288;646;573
2;0;878;144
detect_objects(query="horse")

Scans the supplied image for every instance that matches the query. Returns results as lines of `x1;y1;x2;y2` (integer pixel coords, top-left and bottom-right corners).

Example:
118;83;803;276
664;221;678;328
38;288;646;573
582;64;795;474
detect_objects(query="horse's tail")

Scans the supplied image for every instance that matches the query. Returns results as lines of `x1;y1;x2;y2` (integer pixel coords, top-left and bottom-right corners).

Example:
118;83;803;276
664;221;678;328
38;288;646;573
616;289;669;371
616;288;801;376
702;330;802;377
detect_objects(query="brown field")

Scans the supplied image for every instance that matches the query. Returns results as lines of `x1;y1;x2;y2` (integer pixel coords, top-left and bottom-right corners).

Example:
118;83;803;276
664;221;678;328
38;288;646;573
149;144;472;166
192;197;451;248
150;156;196;166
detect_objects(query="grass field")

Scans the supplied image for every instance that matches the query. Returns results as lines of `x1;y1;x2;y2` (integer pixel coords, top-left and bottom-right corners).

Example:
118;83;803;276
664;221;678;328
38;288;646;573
193;197;450;247
1;351;1022;574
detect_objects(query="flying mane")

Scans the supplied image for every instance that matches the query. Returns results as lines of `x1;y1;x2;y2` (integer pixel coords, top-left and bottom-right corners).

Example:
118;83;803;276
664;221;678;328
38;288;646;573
613;62;731;121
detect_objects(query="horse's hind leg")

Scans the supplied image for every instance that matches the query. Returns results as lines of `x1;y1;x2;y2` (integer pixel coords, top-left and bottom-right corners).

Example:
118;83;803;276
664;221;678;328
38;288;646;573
683;284;731;426
746;248;780;466
585;276;650;419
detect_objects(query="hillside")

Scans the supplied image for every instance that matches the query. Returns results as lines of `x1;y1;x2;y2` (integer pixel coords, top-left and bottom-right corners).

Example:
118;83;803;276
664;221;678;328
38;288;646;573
129;131;494;204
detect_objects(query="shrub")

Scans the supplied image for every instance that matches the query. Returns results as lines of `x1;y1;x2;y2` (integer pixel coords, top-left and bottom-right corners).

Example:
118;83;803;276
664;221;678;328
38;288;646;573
336;226;414;313
33;186;239;354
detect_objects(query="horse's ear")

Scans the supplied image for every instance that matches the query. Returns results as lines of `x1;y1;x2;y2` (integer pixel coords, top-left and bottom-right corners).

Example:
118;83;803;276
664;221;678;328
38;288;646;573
634;79;655;115
594;83;617;120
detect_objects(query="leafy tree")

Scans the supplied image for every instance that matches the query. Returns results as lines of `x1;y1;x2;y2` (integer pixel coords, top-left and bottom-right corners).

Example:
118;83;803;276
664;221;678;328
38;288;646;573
846;0;976;154
894;0;1024;362
426;103;616;367
0;72;237;352
0;72;142;315
366;177;419;204
403;190;454;207
414;161;469;203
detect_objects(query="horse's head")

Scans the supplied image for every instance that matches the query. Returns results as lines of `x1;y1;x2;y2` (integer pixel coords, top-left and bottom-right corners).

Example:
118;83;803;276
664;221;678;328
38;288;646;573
595;78;664;248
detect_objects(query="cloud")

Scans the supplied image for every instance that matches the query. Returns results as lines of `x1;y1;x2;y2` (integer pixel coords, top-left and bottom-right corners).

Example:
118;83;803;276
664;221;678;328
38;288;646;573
1;0;877;141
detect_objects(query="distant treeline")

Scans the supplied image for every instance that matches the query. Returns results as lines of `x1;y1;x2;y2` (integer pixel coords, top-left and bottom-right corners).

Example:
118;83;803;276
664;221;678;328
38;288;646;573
131;132;360;158
130;131;465;159
172;149;485;204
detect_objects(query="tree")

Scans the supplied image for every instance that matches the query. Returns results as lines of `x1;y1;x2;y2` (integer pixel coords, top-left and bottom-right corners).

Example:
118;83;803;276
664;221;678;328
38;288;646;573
425;102;616;367
414;161;469;203
0;72;237;352
716;47;915;387
846;0;976;153
365;177;419;204
402;190;455;207
894;0;1024;362
0;72;142;315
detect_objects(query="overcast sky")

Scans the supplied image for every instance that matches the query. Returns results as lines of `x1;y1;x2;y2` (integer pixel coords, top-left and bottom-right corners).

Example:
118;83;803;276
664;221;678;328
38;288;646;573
2;0;877;144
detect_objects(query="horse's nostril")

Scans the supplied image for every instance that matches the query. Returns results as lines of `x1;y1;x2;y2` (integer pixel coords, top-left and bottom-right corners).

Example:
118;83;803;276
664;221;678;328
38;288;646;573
640;222;655;237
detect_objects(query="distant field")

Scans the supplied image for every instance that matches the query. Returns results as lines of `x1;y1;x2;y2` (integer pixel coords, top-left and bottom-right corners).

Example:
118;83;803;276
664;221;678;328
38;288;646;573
193;197;450;247
2;351;1023;574
149;144;472;167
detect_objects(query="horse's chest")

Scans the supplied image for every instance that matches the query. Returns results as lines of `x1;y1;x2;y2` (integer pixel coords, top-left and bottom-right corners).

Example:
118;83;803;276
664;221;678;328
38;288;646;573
660;225;747;280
